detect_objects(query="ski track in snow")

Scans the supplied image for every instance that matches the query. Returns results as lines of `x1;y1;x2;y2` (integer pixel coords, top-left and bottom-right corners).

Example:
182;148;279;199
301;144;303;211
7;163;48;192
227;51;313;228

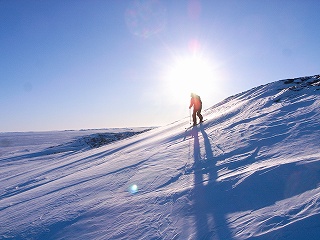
1;75;320;239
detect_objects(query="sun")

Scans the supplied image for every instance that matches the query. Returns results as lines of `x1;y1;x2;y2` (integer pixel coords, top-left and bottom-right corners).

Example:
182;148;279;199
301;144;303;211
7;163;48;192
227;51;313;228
163;54;215;104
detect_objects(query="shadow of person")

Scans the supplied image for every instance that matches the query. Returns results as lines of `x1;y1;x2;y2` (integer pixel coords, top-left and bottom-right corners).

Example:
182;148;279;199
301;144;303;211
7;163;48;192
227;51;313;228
190;125;233;239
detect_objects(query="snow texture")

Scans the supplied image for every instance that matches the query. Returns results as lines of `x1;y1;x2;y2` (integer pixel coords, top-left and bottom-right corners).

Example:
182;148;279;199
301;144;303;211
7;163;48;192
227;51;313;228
1;75;320;239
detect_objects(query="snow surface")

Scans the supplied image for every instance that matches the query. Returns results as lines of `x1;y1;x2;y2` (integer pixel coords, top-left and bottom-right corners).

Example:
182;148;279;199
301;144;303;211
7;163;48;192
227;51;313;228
1;75;320;240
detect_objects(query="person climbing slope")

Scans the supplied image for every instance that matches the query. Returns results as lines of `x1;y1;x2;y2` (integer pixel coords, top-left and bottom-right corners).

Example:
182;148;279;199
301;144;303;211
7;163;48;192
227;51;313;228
189;93;203;126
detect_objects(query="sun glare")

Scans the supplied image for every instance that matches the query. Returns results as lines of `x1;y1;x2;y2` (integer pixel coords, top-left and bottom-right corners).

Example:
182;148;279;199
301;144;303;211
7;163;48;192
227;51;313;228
163;54;215;103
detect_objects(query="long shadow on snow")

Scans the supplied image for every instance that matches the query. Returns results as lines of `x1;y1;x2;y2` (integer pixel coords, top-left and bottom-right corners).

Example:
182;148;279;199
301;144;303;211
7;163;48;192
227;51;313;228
189;125;319;239
190;125;233;239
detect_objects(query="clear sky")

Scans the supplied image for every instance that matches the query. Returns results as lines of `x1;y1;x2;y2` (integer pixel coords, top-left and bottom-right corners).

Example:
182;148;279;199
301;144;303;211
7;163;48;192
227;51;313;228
1;0;320;132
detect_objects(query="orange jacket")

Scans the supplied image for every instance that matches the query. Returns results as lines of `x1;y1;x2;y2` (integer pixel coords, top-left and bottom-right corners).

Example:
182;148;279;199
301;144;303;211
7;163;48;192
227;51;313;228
189;95;202;111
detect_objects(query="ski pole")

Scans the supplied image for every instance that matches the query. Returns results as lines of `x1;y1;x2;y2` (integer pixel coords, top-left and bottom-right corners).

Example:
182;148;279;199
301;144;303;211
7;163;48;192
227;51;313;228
189;108;191;125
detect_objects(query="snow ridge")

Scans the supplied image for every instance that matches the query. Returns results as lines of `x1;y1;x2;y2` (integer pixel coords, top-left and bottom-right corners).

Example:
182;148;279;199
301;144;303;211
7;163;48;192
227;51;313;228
0;75;320;239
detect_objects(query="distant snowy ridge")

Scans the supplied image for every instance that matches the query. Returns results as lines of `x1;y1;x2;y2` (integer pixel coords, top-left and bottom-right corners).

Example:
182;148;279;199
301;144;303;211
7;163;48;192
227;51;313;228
48;129;153;153
0;128;153;158
74;129;152;149
0;75;319;239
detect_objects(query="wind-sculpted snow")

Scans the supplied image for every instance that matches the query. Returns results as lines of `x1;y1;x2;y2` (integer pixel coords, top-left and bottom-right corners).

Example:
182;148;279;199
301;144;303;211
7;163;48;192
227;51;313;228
0;75;320;239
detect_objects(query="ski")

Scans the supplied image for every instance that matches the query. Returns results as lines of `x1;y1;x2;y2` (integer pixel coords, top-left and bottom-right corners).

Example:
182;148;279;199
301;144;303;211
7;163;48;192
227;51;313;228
185;119;207;129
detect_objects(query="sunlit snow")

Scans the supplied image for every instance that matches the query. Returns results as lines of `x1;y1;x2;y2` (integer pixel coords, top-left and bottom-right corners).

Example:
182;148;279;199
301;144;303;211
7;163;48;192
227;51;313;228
1;75;320;239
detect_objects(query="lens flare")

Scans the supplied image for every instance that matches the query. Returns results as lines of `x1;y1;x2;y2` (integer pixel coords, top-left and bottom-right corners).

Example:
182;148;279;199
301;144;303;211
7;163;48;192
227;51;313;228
128;184;139;194
125;0;167;38
162;54;215;103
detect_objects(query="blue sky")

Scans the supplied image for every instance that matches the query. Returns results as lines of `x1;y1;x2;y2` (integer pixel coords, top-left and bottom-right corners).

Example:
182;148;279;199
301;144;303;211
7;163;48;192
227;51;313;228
1;0;320;132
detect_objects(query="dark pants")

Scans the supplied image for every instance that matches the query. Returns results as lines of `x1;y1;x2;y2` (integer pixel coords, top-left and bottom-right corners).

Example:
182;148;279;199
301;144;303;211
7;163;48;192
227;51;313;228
193;107;203;125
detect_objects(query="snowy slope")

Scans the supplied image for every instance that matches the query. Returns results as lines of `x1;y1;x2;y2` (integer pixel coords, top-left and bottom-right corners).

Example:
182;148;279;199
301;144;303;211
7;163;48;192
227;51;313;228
0;128;152;158
1;75;320;240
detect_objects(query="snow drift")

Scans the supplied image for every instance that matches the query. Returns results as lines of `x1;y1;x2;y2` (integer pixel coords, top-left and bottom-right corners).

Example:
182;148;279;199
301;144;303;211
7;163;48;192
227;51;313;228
1;75;320;239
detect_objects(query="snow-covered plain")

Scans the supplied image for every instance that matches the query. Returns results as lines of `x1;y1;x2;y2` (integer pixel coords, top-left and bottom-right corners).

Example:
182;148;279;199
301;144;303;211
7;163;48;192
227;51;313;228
1;75;320;239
